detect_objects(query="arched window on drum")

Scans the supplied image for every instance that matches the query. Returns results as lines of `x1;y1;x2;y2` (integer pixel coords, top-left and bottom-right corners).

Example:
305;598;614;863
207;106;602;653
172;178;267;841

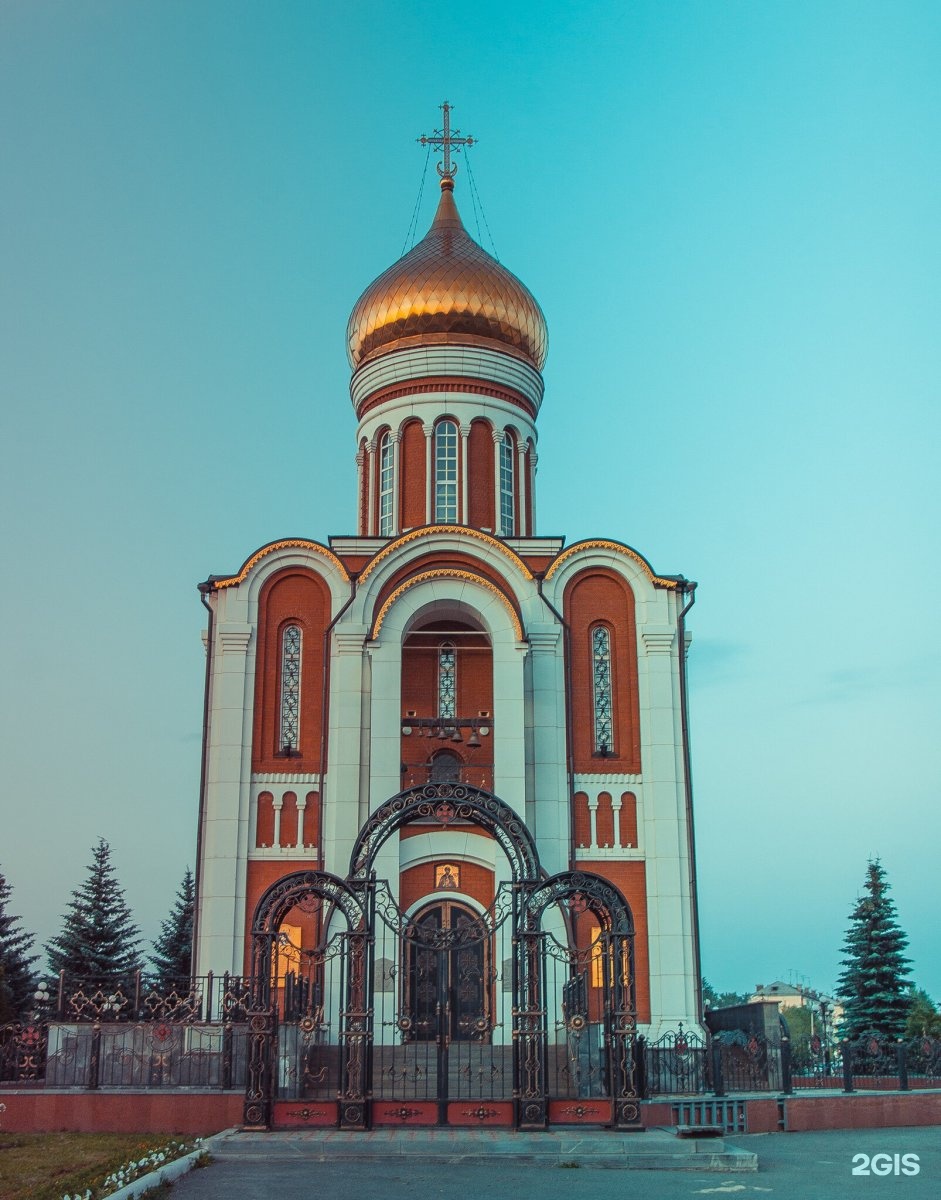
378;430;394;537
434;420;458;522
499;431;515;536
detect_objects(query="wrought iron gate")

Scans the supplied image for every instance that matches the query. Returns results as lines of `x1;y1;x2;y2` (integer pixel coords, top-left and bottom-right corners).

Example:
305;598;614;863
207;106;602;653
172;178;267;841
370;882;516;1126
243;784;641;1131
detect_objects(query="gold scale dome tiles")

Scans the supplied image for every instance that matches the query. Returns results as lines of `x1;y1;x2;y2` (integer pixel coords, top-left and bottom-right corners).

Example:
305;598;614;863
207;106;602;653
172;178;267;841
347;181;548;371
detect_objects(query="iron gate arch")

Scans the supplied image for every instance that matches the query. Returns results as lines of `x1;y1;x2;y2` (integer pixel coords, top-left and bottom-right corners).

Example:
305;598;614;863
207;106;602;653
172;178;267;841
349;782;540;883
244;869;371;1130
245;786;640;1130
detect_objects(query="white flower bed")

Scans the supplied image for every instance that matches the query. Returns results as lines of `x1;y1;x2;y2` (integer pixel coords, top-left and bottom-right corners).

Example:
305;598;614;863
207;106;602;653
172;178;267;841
61;1137;206;1200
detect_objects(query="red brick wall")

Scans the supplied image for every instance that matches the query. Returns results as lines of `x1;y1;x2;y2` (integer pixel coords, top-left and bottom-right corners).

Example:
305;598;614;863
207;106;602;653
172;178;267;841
252;569;330;773
620;792;638;848
399;418;426;529
564;569;641;774
400;622;494;786
1;1090;243;1134
578;859;650;1023
400;862;494;911
595;791;614;848
468;418;495;529
244;860;323;972
573;791;590;848
784;1092;941;1131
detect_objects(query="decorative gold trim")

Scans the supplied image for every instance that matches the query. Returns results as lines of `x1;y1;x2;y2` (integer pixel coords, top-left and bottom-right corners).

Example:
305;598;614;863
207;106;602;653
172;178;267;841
372;569;523;640
544;540;678;588
214;540;350;589
359;526;533;583
356;378;537;422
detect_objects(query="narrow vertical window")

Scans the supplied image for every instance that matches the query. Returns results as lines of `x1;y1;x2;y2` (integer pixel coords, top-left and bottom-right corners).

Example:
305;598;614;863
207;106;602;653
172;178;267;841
499;432;515;536
280;625;302;753
438;641;456;720
435;420;458;522
591;626;613;754
378;431;394;537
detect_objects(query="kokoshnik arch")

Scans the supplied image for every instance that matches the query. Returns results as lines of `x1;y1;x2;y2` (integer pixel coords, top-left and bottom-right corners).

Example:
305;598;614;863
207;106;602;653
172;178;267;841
192;105;702;1129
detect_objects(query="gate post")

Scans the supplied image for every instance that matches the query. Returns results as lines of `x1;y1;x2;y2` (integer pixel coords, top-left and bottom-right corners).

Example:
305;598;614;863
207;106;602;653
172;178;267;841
606;932;642;1130
514;924;548;1130
338;883;374;1130
842;1040;854;1093
243;1008;277;1129
781;1035;793;1095
710;1036;725;1097
897;1039;909;1091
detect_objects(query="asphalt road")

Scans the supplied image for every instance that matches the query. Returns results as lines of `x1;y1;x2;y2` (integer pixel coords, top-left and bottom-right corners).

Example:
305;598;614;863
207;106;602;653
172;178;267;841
169;1126;940;1200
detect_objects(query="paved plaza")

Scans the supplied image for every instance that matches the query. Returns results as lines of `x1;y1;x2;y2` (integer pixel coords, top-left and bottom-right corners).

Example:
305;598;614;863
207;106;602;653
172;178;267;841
168;1125;940;1200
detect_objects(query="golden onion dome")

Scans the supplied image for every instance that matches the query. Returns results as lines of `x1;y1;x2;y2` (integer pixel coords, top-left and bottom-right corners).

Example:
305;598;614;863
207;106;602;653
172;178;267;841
347;179;548;371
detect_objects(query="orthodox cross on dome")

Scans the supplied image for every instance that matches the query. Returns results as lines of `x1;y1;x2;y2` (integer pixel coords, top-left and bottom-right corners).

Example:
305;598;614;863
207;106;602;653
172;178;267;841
418;100;475;182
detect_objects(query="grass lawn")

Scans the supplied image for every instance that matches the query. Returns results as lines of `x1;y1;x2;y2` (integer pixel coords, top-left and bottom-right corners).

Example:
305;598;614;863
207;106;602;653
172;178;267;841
0;1131;190;1200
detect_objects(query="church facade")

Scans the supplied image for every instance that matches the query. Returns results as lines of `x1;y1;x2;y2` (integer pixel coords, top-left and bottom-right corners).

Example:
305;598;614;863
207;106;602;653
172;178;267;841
192;133;702;1128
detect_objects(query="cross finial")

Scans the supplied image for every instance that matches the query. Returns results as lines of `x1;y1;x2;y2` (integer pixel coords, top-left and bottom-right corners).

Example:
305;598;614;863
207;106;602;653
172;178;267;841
418;101;475;185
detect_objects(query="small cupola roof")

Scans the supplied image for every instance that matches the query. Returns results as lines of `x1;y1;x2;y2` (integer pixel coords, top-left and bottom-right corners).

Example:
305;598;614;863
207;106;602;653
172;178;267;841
347;179;548;372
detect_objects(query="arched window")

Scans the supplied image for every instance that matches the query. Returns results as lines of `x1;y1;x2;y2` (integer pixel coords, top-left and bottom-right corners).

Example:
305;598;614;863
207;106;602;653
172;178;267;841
591;625;613;755
499;431;515;536
279;624;302;753
435;419;458;522
430;750;461;783
438;641;456;719
378;431;394;537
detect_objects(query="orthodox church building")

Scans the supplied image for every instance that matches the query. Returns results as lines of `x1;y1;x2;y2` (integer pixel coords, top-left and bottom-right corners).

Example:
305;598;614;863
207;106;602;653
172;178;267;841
192;116;701;1127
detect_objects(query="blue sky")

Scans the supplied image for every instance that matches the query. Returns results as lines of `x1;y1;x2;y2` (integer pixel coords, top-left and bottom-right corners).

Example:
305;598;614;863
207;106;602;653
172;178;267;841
2;1;939;1001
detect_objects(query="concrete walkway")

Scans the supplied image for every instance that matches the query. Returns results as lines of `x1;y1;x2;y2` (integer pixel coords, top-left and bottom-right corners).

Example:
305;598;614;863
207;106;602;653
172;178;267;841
167;1126;941;1200
201;1126;757;1171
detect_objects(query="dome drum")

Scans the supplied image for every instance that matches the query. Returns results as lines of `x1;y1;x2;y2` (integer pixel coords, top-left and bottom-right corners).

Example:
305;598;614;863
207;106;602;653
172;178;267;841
349;343;545;420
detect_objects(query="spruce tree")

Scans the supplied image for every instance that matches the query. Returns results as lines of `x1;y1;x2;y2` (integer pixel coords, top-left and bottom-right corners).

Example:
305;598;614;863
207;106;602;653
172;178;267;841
0;868;38;1019
836;860;912;1041
46;838;143;989
149;868;195;990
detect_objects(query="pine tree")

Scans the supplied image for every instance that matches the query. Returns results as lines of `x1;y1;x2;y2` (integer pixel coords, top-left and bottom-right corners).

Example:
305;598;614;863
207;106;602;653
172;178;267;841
149;868;195;990
0;868;38;1019
905;988;941;1038
836;860;912;1041
46;838;143;988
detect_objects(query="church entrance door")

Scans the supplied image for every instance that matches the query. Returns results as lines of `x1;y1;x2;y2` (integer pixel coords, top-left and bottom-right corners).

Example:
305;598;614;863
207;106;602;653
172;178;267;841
370;882;515;1127
406;901;486;1045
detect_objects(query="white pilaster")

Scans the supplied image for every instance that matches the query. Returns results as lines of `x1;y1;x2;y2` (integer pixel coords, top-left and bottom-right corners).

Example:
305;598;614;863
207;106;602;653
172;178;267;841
391;431;401;536
321;626;369;875
459;423;470;524
516;441;527;537
366;441;377;537
492;428;503;535
527;624;568;875
423;423;433;524
196;622;253;978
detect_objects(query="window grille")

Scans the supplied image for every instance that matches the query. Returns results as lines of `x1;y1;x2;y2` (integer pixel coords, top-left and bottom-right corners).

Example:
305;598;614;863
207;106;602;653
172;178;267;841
591;626;613;754
378;432;394;536
499;432;515;536
438;641;456;719
435;420;458;522
280;625;302;752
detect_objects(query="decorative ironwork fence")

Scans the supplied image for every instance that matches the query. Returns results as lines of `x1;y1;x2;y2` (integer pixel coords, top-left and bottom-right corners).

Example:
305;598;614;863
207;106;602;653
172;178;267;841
0;973;262;1088
639;1028;941;1098
639;1026;709;1096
